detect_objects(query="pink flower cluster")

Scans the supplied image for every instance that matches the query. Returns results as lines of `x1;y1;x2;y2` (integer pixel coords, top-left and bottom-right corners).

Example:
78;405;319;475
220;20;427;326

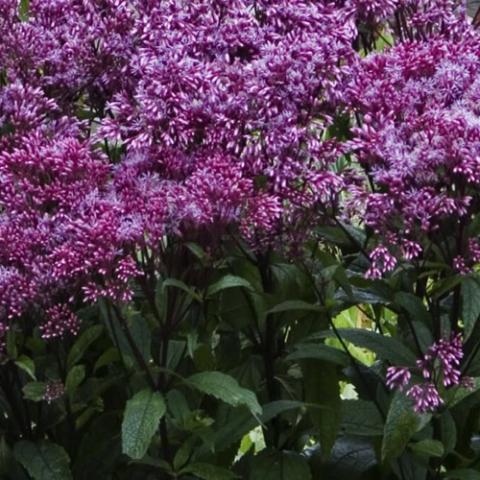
347;35;480;274
0;0;475;345
101;0;357;251
0;0;362;342
386;334;473;413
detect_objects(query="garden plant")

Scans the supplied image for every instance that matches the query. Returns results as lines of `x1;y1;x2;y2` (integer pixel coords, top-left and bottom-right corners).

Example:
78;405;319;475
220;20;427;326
1;0;480;479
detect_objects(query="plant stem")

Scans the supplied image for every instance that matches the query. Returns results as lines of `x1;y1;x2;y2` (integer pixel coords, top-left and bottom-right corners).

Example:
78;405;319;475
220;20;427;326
111;303;156;391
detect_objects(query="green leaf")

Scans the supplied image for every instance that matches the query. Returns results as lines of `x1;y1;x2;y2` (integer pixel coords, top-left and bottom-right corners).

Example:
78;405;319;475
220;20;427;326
287;344;349;367
187;371;261;416
93;347;120;372
163;278;201;302
382;392;421;463
267;300;323;315
309;436;377;478
167;389;190;424
440;411;457;453
410;439;444;458
260;400;305;422
327;329;416;366
18;0;29;21
23;382;46;402
301;359;340;458
336;281;392;305
65;365;86;395
181;463;239;480
185;242;207;262
445;377;480;407
340;400;384;436
205;401;305;456
462;277;480;340
14;441;72;480
15;355;36;380
249;450;312;480
394;292;431;325
122;389;166;460
173;437;195;471
445;470;480;480
431;275;462;299
67;325;103;370
206;275;253;298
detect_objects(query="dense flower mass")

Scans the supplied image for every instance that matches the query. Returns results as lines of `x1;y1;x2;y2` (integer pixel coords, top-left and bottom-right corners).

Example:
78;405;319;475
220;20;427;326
0;0;477;360
101;0;359;252
346;34;480;276
0;0;364;340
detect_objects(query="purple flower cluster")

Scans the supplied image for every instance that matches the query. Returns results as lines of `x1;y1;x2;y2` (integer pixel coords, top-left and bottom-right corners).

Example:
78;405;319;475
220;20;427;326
0;0;477;345
40;304;80;340
386;334;472;413
43;380;65;404
0;0;362;341
347;35;480;275
100;0;358;251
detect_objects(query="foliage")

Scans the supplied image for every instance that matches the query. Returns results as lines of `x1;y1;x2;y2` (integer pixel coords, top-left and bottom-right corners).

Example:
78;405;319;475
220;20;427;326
1;1;480;479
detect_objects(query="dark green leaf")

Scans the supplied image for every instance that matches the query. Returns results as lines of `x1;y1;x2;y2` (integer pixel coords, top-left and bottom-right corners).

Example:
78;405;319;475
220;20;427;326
23;382;46;402
309;436;377;479
15;355;36;380
302;359;340;458
104;313;151;369
14;441;72;480
65;365;86;395
440;411;457;453
267;300;323;315
328;329;416;366
249;450;312;480
394;292;431;325
206;275;253;298
181;463;239;480
382;392;421;463
336;281;392;305
187;371;261;416
203;401;304;456
287;344;349;367
163;278;201;302
431;276;462;299
260;400;305;422
67;325;103;370
185;242;207;262
121;389;166;460
340;400;384;436
93;347;120;372
445;377;480;407
462;277;480;340
409;439;444;458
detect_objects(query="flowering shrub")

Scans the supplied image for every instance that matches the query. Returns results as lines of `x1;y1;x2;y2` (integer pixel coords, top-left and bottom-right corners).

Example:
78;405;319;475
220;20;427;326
2;1;480;479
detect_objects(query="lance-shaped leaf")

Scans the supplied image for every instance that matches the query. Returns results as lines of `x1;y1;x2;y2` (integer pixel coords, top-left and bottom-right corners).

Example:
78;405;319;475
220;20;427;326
122;389;166;460
14;441;72;480
186;371;261;416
